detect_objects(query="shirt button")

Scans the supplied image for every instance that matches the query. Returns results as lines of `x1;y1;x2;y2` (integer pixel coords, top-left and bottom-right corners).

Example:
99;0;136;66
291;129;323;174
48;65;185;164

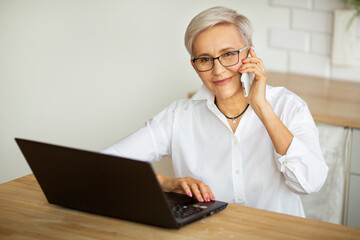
235;170;239;174
234;140;238;146
238;197;243;201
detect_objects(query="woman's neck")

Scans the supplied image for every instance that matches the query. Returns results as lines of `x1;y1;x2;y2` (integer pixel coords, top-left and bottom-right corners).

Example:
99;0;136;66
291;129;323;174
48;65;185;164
215;90;248;117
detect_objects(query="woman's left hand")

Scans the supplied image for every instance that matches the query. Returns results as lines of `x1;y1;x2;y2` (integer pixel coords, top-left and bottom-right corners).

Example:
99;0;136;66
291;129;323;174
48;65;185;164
239;46;268;110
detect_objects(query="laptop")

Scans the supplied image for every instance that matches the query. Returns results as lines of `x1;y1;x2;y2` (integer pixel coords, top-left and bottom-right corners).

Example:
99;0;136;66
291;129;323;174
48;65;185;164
15;138;228;229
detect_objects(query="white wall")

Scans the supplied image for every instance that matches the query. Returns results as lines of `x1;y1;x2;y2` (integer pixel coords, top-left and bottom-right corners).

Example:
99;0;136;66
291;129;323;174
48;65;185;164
268;0;360;81
1;0;359;183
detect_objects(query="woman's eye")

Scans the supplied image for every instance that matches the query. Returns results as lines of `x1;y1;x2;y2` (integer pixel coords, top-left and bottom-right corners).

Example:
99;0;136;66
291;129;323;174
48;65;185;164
200;58;211;63
224;51;236;57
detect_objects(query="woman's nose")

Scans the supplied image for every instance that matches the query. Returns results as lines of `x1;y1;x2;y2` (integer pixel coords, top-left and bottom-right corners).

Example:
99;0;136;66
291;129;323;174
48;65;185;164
212;59;226;75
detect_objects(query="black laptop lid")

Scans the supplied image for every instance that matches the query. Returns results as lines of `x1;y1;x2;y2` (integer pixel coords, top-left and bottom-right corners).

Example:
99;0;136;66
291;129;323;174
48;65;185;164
15;138;178;228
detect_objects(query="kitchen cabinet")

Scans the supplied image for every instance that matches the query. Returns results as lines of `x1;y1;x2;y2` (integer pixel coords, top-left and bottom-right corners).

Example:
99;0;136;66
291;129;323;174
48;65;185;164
347;129;360;228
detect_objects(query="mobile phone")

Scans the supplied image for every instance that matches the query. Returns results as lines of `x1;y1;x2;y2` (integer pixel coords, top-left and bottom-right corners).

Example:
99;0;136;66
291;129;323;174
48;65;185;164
240;53;254;97
240;72;254;97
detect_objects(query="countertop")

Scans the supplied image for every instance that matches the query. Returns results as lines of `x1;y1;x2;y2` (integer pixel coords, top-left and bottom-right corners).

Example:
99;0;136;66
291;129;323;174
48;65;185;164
267;72;360;129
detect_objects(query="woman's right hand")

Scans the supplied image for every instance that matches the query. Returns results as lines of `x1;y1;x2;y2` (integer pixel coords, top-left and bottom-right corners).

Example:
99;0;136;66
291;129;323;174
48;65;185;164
156;173;215;202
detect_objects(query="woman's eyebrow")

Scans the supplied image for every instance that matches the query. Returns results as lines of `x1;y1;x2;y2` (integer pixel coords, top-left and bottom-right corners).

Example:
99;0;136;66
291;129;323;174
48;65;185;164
196;47;237;58
219;47;237;53
196;53;211;58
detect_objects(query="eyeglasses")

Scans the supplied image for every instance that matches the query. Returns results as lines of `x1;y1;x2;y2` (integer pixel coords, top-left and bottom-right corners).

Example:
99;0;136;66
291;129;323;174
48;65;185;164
192;46;249;72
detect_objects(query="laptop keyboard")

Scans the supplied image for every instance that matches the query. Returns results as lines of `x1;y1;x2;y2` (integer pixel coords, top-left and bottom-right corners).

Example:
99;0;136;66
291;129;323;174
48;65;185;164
165;192;215;219
170;204;203;219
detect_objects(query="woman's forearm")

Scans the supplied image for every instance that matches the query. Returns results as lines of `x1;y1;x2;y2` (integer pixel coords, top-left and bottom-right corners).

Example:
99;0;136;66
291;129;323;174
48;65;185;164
253;102;293;155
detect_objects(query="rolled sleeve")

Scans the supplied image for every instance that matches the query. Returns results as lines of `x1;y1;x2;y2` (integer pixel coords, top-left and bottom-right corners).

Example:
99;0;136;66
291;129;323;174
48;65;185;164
274;137;328;194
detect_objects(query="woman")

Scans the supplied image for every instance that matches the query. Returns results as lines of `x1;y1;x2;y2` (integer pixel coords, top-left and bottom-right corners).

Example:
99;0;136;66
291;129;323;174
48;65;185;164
103;6;328;217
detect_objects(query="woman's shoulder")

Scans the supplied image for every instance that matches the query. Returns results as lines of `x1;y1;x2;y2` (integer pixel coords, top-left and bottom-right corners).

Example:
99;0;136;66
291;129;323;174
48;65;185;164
151;98;196;122
163;86;210;112
164;98;194;111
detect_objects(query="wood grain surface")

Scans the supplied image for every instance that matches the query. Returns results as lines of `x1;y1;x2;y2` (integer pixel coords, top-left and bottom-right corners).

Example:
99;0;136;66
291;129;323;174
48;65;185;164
267;72;360;129
1;174;359;240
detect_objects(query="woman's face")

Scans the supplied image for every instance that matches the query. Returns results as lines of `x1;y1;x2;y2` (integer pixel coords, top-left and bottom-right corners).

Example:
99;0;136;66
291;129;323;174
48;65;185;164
191;23;247;100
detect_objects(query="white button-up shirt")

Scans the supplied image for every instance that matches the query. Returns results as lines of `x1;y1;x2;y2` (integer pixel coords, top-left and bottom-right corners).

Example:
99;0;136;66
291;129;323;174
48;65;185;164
103;85;328;217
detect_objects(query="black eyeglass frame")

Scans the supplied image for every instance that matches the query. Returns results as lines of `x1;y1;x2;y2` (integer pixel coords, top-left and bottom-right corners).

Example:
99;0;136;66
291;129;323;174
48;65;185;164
192;45;250;72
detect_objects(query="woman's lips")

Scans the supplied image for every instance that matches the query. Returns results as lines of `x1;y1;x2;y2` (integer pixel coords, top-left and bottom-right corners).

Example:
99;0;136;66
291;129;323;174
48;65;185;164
213;77;232;86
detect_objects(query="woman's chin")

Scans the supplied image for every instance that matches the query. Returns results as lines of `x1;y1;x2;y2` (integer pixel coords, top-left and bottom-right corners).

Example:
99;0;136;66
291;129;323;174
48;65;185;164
214;87;241;100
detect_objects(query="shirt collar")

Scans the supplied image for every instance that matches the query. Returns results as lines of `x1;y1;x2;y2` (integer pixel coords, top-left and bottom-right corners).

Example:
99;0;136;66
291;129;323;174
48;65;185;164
191;85;215;103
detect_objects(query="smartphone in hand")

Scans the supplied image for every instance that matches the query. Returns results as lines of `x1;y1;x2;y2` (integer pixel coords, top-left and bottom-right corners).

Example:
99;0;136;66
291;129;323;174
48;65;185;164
240;51;254;97
240;72;254;97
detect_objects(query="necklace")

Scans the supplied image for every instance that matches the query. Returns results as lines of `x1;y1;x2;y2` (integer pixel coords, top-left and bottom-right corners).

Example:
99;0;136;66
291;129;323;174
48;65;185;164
215;101;249;125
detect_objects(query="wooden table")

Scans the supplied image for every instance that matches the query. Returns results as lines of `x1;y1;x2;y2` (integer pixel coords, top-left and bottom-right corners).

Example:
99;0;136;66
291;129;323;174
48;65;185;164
1;175;359;239
267;72;360;129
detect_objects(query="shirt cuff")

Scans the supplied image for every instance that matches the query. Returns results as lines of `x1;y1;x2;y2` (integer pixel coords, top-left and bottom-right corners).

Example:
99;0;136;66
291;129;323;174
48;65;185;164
274;137;304;171
273;137;314;193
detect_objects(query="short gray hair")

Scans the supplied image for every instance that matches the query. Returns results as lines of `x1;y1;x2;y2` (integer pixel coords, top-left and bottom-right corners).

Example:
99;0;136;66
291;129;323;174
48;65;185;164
184;6;253;57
